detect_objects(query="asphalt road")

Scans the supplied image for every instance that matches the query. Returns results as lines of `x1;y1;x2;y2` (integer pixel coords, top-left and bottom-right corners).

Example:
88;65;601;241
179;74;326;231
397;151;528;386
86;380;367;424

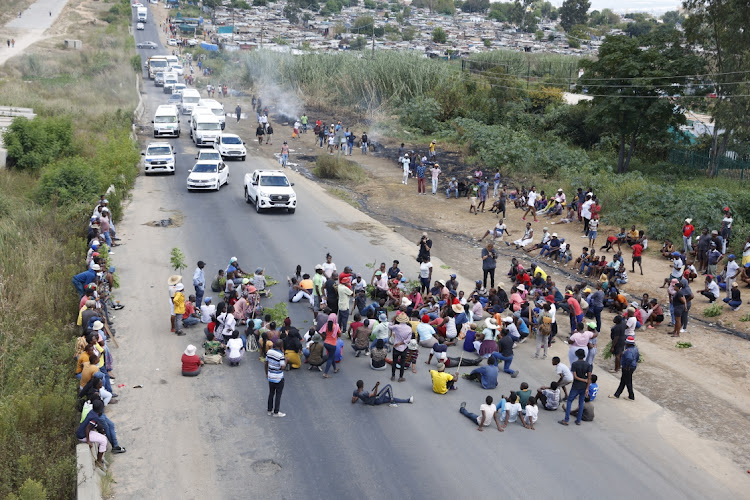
115;7;741;499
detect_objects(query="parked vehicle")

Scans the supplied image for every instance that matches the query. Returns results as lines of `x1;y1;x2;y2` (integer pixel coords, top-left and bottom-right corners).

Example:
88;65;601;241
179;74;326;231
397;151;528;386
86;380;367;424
244;169;297;214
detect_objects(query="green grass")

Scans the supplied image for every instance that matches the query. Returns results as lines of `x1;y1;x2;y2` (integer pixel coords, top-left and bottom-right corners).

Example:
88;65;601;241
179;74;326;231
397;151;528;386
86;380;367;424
328;187;359;208
314;155;367;184
704;304;723;317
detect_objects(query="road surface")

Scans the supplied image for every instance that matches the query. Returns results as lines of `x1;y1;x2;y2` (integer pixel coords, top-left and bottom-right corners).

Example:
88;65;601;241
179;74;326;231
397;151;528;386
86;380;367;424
0;0;70;66
110;5;744;499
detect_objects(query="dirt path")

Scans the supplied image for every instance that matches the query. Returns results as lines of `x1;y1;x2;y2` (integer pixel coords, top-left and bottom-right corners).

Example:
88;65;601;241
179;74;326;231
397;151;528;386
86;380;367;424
253;128;750;472
0;0;71;67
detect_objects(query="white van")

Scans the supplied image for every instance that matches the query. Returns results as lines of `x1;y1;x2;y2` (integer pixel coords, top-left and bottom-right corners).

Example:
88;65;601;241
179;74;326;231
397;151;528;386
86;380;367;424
191;114;221;146
198;98;226;130
165;55;179;67
163;72;179;93
152;104;180;138
181;88;201;115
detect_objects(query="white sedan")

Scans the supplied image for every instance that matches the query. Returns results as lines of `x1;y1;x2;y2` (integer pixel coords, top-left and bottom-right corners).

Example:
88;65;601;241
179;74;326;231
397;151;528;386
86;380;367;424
187;160;228;191
168;38;178;46
214;133;246;161
170;64;183;75
136;22;145;30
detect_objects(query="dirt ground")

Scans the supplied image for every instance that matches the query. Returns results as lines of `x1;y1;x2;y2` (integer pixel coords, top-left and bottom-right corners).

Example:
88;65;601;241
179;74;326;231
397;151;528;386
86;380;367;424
229;118;750;472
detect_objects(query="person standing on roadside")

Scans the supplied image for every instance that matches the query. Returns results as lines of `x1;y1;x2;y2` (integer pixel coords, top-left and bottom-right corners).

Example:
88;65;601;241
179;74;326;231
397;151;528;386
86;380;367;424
559;349;591;426
313;264;325;311
256;124;264;145
266;340;287;417
193;261;206;307
481;242;497;289
523;186;539;222
337;277;354;332
418;232;432;262
321;313;340;378
682;218;694;253
235;104;241;122
430;163;441;195
401;153;410;185
416;161;426;195
361;131;368;154
724;254;739;300
477;179;489;213
609;336;638;401
721;207;733;254
671;282;686;337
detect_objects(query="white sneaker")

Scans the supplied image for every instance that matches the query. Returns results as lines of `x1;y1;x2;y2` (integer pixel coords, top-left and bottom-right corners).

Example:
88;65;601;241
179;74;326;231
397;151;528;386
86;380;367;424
272;412;286;418
409;396;414;403
519;337;527;344
680;329;686;333
267;411;273;416
389;403;399;408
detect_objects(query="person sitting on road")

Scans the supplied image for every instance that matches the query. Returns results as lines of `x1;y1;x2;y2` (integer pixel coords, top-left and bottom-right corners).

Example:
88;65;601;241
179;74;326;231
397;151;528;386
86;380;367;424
430;362;458;394
181;344;204;376
459;395;503;432
370;338;388;370
352;380;413;407
535;381;561;411
462;356;499;389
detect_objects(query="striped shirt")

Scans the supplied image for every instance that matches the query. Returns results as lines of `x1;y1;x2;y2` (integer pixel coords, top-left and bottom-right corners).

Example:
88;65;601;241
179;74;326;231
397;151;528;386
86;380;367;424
266;348;286;383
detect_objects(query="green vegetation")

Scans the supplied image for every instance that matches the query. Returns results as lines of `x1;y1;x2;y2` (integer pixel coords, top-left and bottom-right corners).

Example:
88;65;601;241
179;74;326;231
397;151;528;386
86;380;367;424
432;27;447;44
265;302;290;325
0;3;139;497
704;304;723;317
315;155;367;183
171;248;188;273
676;341;693;348
329;187;359;208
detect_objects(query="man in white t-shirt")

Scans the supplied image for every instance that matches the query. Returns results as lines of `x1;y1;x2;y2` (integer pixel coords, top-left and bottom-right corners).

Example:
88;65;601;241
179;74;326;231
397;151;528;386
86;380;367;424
459;396;502;431
418;257;433;294
581;195;593;237
480;218;510;242
226;331;245;366
521;397;539;429
200;297;216;323
502;394;523;426
724;254;740;299
553;356;574;400
523;186;539;222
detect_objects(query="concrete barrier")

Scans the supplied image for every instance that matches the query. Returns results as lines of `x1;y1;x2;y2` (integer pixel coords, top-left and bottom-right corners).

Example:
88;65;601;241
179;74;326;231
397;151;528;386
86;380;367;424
76;443;102;500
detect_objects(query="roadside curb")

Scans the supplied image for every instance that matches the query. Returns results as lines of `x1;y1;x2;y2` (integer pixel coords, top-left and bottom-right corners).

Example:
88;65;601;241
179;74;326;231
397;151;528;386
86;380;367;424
76;443;102;500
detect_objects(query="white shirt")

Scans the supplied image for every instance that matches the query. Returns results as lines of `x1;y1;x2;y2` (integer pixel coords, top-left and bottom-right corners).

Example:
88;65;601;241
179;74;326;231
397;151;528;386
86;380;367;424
671;258;683;278
322;262;337;279
402;158;410;172
226;337;244;358
541;231;551;244
494;222;506;235
555;192;566;204
726;260;740;280
219;312;236;337
523;404;538;423
200;303;216;323
707;281;720;298
723;216;733;229
549;303;557;324
527;191;537;207
505;402;522;422
556;363;573;382
477;403;497;426
581;200;593;219
419;261;433;279
625;316;637;336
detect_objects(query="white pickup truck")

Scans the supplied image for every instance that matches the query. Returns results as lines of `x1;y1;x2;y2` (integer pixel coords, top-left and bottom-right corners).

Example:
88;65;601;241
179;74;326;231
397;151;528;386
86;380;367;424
244;169;296;214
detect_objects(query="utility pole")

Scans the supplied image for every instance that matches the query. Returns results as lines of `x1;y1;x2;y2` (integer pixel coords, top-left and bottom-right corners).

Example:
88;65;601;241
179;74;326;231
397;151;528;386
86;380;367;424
371;23;375;59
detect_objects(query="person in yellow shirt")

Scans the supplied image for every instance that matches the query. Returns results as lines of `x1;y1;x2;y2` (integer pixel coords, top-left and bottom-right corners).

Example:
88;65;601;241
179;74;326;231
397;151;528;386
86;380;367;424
430;363;458;394
173;283;186;336
80;352;100;389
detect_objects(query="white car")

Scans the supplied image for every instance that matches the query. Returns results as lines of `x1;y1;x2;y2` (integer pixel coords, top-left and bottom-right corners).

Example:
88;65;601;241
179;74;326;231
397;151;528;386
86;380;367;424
170;64;183;76
187;160;228;191
195;150;222;162
136;22;145;30
244;169;296;214
214;134;246;160
171;83;186;95
142;142;176;175
168;38;178;46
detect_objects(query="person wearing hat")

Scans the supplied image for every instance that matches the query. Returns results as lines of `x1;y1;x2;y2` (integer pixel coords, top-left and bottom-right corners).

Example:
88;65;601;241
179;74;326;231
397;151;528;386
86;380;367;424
305;333;326;370
429;162;441;195
181;344;204;376
723;282;742;311
401;152;410;184
73;265;99;298
609;337;638;401
430;362;458;394
706;241;723;277
168;274;183;332
193;261;206;307
446;177;459;199
173;283;186;336
337;276;354;332
389;312;412;382
417;314;438;348
253;268;267;295
387;338;420;374
200;297;216;324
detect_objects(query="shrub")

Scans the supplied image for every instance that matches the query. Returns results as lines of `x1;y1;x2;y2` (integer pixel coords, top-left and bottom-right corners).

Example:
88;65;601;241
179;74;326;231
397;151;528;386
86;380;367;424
35;157;104;206
130;54;142;73
400;96;442;134
3;116;76;171
314;155;367;183
704;303;723;317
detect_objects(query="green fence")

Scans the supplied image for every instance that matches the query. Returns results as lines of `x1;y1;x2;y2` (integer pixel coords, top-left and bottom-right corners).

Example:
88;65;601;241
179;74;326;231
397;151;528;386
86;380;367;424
669;148;750;180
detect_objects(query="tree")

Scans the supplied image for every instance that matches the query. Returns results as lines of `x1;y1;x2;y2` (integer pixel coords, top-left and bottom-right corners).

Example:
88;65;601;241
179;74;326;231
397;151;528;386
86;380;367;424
624;20;656;38
559;0;590;32
401;26;416;41
253;0;268;5
349;36;368;50
684;0;750;177
432;27;447;43
363;0;376;8
579;34;704;173
283;4;300;24
353;15;374;33
661;10;685;27
461;0;489;13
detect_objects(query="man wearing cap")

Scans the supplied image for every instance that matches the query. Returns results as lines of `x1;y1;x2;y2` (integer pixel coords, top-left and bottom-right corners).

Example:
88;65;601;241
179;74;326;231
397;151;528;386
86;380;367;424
682;218;695;253
417;315;438;348
193;261;206;307
610;337;639;401
724;254;739;300
389;312;412;382
446;177;458;199
338;277;354;332
430;362;458;394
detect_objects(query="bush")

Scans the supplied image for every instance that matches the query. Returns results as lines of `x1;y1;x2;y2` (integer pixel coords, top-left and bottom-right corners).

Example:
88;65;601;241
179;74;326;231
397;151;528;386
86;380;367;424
400;96;442;134
704;303;723;317
35;158;104;206
130;54;142;73
314;155;367;183
3;116;76;171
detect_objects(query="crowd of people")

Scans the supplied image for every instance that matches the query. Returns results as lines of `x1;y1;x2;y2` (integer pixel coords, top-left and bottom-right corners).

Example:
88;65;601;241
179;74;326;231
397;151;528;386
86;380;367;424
72;196;127;471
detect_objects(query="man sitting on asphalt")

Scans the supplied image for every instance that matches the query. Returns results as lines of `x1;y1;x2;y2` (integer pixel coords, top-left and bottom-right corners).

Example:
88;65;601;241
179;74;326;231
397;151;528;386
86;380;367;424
459;396;503;432
430;362;458;394
462;356;499;389
351;380;413;407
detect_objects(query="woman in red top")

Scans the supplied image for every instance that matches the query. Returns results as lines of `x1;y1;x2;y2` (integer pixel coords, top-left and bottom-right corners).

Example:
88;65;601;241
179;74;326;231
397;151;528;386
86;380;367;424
181;344;203;376
320;313;340;378
682;218;694;254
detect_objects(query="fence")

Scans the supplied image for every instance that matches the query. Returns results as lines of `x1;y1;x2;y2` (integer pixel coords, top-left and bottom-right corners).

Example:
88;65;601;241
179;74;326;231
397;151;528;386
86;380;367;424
669;148;750;180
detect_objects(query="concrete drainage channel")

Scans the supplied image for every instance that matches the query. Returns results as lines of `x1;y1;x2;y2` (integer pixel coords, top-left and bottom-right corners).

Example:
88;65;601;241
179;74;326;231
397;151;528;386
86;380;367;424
77;444;103;500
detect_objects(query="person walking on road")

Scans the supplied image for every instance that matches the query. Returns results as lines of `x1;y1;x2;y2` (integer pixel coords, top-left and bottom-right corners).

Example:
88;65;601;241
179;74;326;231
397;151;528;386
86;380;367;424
609;336;639;401
266;340;287;417
352;380;413;407
523;186;539;222
192;261;205;307
256;124;264;145
280;141;289;168
559;349;591;426
321;313;340;378
235;104;241;122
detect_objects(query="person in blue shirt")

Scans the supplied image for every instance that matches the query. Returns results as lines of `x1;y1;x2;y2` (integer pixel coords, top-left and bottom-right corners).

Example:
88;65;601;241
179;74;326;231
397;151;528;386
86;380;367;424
72;265;99;298
477;180;489;212
463;356;499;389
587;374;599;401
610;337;639;401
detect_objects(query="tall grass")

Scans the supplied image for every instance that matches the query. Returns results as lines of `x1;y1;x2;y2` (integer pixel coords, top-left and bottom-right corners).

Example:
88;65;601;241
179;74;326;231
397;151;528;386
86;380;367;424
469;49;587;80
315;154;367;183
